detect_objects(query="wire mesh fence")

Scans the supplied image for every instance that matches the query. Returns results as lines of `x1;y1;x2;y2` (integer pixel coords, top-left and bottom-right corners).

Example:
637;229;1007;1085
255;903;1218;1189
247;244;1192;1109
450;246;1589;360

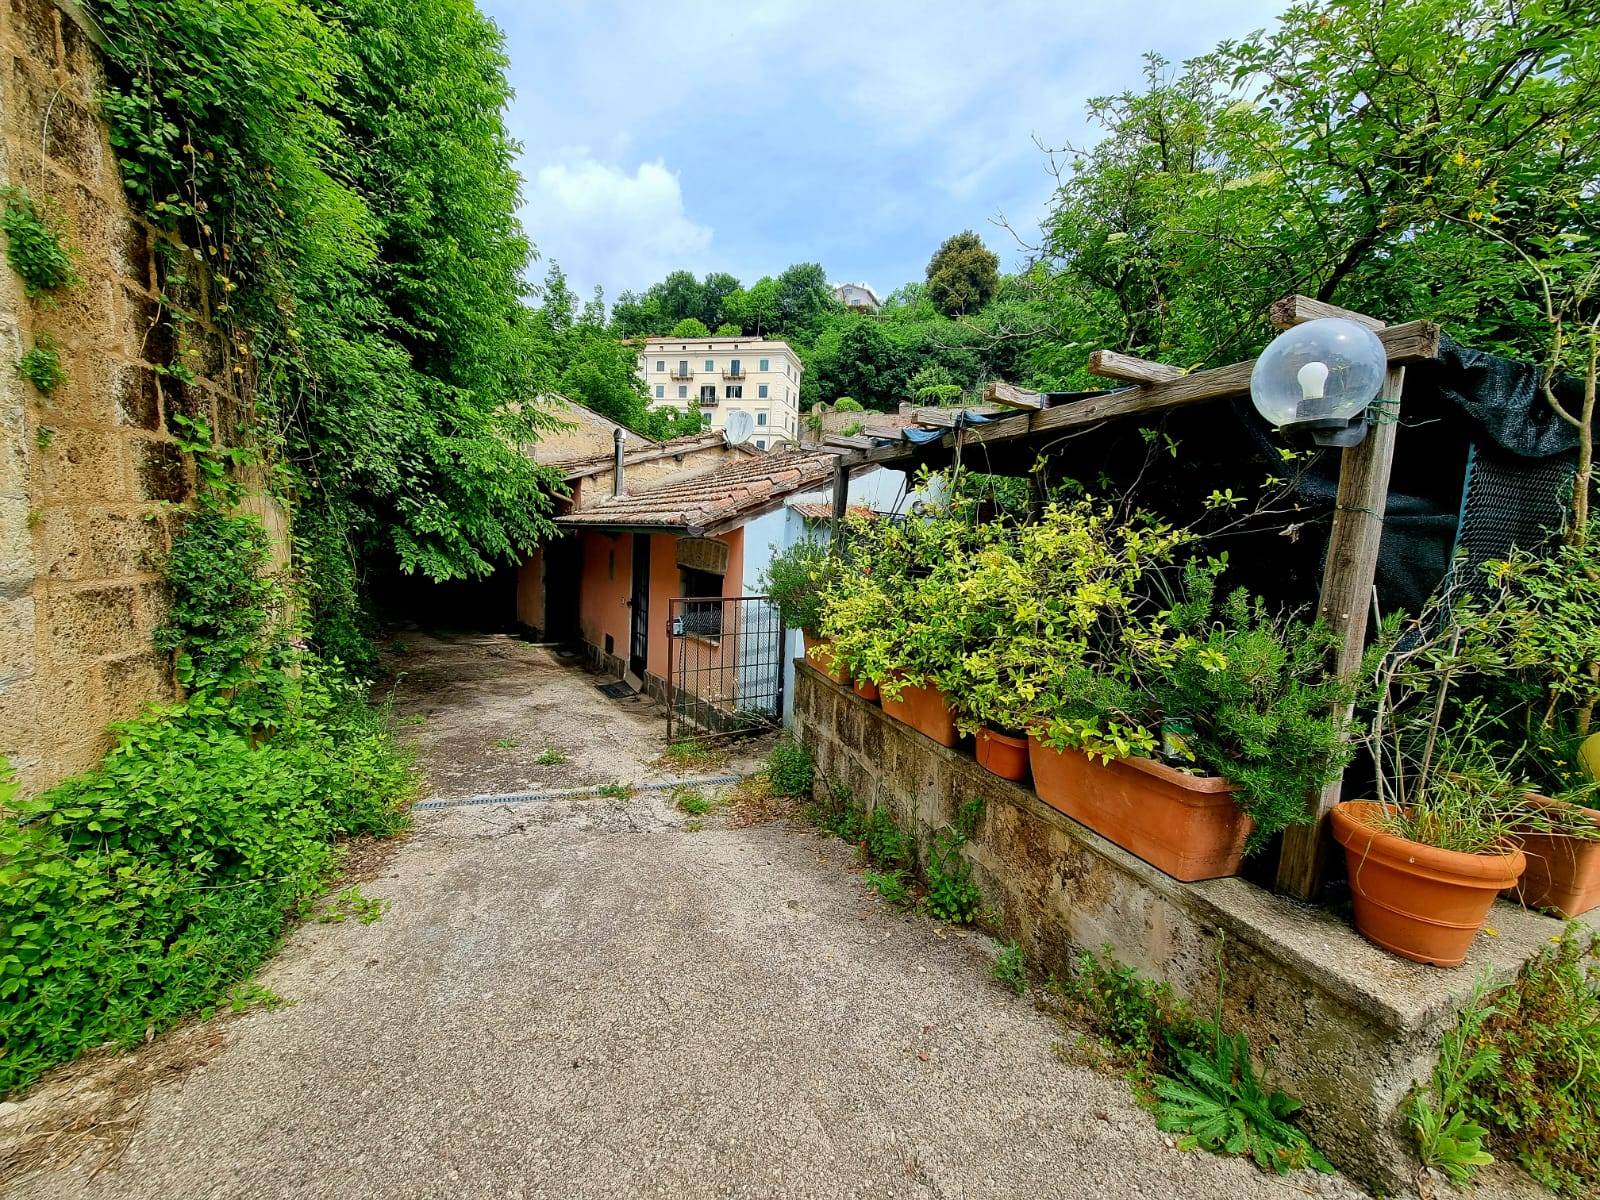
666;595;785;741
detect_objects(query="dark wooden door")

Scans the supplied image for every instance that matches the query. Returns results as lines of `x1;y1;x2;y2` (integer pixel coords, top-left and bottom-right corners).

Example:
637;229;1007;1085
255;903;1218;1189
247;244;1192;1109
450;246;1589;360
628;534;650;678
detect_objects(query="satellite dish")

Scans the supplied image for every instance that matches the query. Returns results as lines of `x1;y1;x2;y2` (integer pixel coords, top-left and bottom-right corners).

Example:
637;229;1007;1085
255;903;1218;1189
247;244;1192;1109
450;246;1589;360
725;409;755;445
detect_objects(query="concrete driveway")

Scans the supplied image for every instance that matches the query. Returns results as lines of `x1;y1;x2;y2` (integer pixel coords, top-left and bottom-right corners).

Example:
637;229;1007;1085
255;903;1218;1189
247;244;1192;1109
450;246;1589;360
7;634;1365;1200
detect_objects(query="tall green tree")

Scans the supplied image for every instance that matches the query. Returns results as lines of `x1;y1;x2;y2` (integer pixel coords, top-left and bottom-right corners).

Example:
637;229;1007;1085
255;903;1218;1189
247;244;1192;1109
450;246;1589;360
93;0;565;662
926;231;1000;317
1032;0;1600;382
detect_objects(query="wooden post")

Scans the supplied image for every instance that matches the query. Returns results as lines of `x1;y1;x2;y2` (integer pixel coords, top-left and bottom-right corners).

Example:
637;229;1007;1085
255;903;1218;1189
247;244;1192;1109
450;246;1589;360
1275;365;1405;899
829;457;849;548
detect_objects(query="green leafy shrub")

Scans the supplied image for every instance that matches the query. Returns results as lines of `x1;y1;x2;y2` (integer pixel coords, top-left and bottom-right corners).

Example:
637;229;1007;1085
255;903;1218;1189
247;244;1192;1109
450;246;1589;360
0;188;79;296
768;738;814;798
0;667;413;1094
1149;558;1368;849
16;337;65;394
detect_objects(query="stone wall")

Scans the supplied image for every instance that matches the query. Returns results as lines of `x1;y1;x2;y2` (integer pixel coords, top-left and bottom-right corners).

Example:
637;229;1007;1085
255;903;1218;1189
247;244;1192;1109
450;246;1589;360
793;662;1581;1194
0;1;272;793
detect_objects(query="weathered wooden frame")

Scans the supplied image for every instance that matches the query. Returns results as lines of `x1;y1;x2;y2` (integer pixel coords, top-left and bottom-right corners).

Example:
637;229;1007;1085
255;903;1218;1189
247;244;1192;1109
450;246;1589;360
827;295;1442;899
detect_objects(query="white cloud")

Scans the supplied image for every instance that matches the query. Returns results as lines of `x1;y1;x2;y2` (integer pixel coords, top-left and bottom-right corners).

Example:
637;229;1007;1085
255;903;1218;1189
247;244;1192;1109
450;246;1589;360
523;152;713;300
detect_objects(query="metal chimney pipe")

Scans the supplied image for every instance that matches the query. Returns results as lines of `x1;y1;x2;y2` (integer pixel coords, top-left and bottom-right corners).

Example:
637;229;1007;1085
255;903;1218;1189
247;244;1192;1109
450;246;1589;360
612;427;626;496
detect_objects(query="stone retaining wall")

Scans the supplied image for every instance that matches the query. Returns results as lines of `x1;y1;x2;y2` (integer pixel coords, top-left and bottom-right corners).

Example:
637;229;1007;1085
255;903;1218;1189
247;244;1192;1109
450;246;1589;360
0;1;282;793
793;662;1579;1194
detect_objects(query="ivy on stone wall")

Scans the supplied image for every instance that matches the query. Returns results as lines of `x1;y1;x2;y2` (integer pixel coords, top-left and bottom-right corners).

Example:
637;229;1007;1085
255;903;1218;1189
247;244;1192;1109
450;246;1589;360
89;0;564;664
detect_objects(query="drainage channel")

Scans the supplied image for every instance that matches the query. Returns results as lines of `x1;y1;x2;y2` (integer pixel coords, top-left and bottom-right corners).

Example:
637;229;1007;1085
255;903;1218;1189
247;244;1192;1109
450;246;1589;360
413;774;751;812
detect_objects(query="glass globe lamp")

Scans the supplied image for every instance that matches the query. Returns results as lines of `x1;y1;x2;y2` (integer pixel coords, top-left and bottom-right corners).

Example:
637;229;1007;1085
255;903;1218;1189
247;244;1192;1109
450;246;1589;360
1249;318;1388;447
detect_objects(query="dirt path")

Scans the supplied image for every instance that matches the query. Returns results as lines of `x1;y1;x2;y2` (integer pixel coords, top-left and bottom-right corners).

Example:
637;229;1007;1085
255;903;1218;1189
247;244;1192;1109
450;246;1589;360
6;634;1369;1200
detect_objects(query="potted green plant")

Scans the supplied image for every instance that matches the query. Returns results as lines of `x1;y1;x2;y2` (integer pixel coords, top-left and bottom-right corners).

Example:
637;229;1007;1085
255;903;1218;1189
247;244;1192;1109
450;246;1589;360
1333;595;1594;966
1487;527;1600;916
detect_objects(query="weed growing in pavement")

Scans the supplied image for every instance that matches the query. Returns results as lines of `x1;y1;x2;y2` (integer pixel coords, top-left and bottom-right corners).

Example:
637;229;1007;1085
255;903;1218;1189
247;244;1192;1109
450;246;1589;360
863;804;912;868
993;940;1028;995
660;739;727;769
493;736;516;749
318;886;389;926
397;714;426;727
807;783;864;840
597;782;634;800
223;983;287;1014
535;747;566;765
1057;943;1328;1176
864;868;914;909
685;817;704;833
768;738;814;797
674;788;713;815
1407;926;1600;1195
923;798;982;923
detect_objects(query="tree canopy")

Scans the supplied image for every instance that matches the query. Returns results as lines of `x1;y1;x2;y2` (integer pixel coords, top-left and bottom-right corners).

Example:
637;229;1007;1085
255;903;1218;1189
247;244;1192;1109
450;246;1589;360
926;231;1000;317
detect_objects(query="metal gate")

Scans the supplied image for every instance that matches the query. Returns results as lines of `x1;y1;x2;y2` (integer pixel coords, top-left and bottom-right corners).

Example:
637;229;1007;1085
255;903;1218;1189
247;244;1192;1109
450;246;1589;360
665;594;785;740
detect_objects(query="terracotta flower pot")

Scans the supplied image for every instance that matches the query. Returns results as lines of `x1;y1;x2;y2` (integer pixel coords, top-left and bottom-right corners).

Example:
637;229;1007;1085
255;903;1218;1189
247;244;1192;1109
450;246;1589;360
1331;800;1526;968
879;677;959;747
1027;738;1249;882
801;629;849;685
975;727;1029;782
1510;795;1600;918
852;676;880;704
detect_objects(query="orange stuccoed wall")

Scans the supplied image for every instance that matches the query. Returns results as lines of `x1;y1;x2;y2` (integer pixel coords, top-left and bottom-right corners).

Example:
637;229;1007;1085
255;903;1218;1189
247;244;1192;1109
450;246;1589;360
573;527;744;682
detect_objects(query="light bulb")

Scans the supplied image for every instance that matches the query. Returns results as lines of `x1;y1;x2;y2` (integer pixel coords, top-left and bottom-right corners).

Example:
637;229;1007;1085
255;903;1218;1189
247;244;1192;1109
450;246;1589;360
1297;360;1329;402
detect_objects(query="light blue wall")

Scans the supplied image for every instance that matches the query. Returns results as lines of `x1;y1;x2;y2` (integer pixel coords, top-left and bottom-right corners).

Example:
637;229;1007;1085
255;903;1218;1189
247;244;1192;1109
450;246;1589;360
739;466;919;727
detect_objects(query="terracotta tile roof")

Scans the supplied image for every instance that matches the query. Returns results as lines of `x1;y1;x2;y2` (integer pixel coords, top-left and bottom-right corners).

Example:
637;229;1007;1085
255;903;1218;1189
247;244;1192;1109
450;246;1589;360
788;502;875;521
558;449;840;535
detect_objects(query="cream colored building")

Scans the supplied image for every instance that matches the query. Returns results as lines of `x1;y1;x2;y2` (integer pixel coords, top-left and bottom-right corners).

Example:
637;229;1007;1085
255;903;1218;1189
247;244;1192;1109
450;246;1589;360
635;337;803;450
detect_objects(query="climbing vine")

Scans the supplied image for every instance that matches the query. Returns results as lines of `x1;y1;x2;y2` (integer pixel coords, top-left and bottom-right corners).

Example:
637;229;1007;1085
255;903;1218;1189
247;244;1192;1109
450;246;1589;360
89;0;564;664
0;188;79;296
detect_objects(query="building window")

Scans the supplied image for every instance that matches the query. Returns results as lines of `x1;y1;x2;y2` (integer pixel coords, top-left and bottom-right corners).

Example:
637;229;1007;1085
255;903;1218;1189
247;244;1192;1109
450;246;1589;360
729;358;741;375
678;566;724;637
655;384;664;398
756;411;767;425
725;384;742;399
704;358;715;371
758;383;768;398
755;438;766;449
677;359;689;375
700;384;717;403
759;357;769;372
656;360;665;372
678;384;688;399
701;412;712;427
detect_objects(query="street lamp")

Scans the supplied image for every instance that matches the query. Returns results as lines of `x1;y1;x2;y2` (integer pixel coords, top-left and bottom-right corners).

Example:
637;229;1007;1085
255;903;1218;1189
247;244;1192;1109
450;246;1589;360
1249;318;1389;448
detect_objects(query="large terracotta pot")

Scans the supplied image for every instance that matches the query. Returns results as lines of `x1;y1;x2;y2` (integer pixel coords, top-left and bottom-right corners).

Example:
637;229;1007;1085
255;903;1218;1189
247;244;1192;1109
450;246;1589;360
1331;800;1526;968
1027;738;1249;882
801;629;849;685
975;727;1029;782
880;677;959;747
1510;796;1600;918
852;676;880;704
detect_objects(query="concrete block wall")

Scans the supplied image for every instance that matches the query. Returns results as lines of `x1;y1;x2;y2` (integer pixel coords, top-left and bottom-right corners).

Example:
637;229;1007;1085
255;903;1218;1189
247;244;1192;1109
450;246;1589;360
0;0;271;793
792;662;1579;1195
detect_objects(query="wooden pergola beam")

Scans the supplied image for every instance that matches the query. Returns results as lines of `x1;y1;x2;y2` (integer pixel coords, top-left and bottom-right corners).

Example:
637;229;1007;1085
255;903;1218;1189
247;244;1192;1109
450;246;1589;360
1087;349;1185;384
1269;294;1387;331
985;381;1047;410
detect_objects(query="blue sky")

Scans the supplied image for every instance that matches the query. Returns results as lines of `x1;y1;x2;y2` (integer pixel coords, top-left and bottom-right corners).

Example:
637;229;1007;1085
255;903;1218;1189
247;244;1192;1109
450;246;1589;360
479;1;1287;305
